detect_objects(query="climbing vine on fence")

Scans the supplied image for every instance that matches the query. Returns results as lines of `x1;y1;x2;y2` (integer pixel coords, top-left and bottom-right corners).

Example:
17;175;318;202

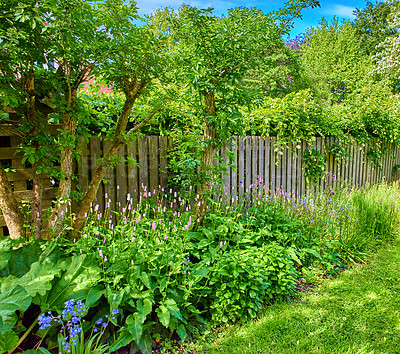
303;148;326;184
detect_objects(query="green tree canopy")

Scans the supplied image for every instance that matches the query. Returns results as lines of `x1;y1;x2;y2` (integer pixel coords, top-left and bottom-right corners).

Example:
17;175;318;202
300;17;373;103
354;0;399;56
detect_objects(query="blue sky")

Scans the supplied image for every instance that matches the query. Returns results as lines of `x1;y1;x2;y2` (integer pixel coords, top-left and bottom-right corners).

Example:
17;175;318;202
136;0;370;36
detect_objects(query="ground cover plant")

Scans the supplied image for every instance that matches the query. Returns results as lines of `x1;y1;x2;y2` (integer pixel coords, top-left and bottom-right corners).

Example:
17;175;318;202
1;179;399;353
199;232;400;353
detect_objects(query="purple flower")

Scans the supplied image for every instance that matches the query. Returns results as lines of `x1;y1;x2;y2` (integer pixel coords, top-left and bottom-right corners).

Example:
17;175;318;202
112;309;119;315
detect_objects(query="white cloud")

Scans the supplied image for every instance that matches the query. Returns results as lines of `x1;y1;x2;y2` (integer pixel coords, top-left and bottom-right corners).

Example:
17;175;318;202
136;0;237;15
321;4;355;18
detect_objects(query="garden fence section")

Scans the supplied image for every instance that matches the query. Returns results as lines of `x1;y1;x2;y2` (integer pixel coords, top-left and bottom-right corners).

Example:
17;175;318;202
220;137;400;201
1;126;400;236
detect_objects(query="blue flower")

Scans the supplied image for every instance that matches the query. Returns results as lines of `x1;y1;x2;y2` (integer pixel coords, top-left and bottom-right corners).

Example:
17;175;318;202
111;309;119;315
62;299;76;318
38;313;52;329
95;318;103;325
70;324;82;338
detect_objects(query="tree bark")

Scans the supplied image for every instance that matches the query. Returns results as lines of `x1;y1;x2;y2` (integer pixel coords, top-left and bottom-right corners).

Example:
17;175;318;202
0;166;25;239
196;91;217;217
31;161;43;239
45;112;77;238
25;76;43;238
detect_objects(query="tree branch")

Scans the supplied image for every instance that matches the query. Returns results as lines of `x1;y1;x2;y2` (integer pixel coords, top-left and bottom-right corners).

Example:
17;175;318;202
127;108;160;136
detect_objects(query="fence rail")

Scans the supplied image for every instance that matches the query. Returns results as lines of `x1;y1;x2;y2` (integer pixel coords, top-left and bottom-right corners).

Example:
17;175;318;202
1;126;400;236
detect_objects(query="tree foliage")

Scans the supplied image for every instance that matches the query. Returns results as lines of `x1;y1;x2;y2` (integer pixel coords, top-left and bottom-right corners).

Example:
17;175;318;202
373;8;400;90
353;0;399;56
0;0;170;239
300;17;374;103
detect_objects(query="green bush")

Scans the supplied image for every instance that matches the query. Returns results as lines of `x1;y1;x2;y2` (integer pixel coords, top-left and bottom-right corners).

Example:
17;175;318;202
207;244;296;323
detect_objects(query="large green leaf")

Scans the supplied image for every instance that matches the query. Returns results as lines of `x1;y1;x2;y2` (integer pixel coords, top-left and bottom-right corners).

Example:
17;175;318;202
0;238;11;271
137;298;152;323
86;284;105;307
34;254;100;311
0;242;42;278
176;324;187;341
126;313;143;344
1;262;61;297
0;329;19;352
156;305;170;328
138;332;152;354
0;285;31;334
164;298;182;320
109;328;134;352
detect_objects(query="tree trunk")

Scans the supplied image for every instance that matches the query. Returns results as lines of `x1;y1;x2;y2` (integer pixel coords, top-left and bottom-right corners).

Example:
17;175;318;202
45;110;77;239
0;166;25;239
31;161;43;239
25;78;43;239
196;91;217;217
71;95;137;237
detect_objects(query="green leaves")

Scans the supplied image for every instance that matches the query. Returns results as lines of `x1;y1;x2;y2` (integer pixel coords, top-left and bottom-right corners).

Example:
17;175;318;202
13;261;61;297
0;330;19;352
0;285;31;334
156;305;170;328
36;254;101;311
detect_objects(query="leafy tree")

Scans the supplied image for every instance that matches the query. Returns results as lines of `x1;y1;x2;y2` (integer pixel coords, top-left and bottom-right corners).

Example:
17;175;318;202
165;1;320;210
373;8;400;91
0;0;170;239
0;0;105;239
300;17;373;103
354;0;399;56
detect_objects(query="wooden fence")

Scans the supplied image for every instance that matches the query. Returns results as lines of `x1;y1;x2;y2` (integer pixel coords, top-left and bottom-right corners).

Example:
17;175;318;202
219;137;400;201
1;128;400;236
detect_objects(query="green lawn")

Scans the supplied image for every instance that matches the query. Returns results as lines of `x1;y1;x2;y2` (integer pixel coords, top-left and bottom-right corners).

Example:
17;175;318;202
199;239;400;354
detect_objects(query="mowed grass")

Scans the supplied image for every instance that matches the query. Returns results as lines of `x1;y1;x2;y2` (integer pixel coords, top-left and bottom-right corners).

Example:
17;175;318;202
199;238;400;354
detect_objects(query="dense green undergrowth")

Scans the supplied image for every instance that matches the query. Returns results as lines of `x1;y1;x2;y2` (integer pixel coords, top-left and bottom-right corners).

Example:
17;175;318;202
0;181;399;353
199;236;400;353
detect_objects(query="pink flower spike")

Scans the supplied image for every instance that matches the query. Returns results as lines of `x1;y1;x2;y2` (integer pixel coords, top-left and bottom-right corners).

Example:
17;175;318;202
113;293;117;300
152;221;156;230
